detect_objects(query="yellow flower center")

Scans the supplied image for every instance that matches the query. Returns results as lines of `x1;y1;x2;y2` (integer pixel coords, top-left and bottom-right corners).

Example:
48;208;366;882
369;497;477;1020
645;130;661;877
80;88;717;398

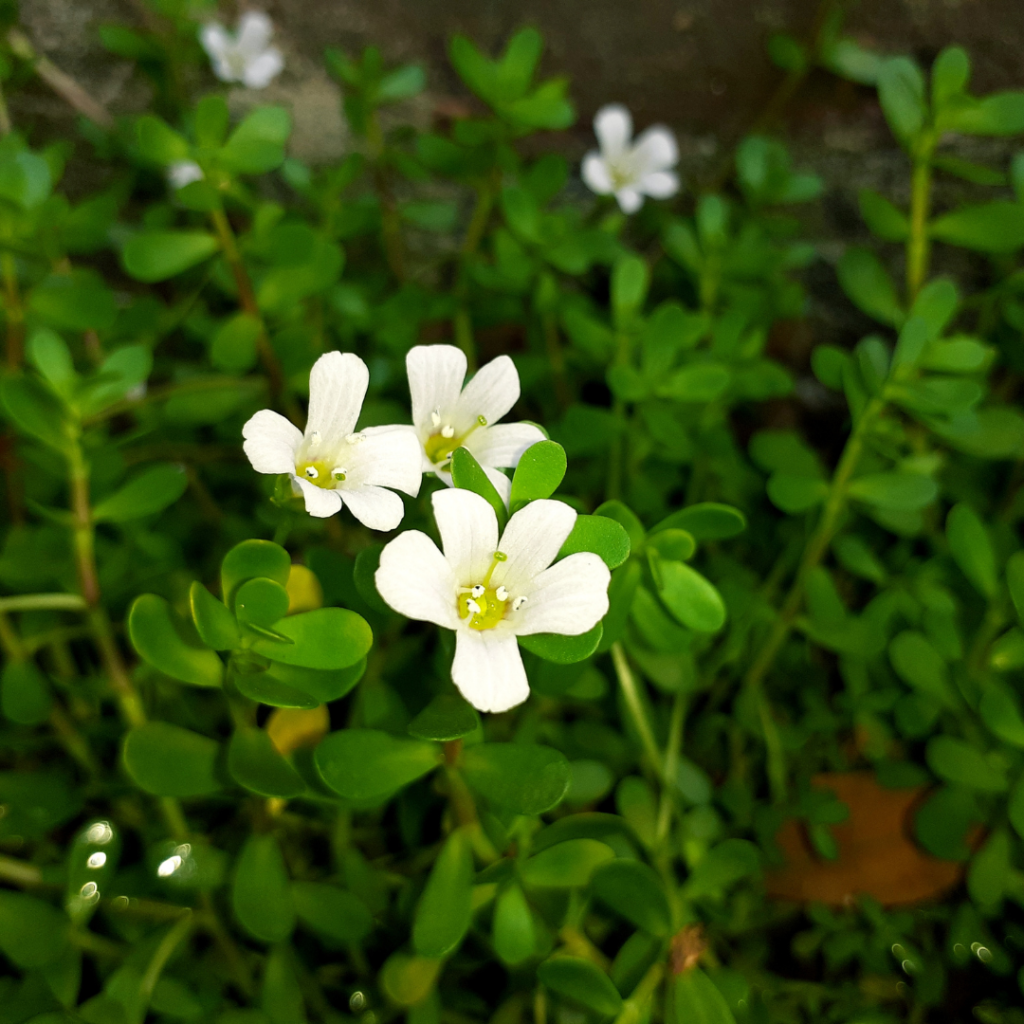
295;460;346;489
424;414;488;468
455;550;527;632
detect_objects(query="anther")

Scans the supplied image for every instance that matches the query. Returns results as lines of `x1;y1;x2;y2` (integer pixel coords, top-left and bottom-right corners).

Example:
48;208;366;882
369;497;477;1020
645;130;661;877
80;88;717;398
441;425;455;439
493;551;507;562
470;585;485;599
512;596;528;611
477;414;488;426
466;599;481;615
431;409;441;427
496;586;508;602
332;467;347;482
304;466;319;479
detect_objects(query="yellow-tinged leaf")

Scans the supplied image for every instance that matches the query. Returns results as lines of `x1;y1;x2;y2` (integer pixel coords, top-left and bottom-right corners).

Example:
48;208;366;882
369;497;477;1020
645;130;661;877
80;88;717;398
267;705;329;755
286;564;323;614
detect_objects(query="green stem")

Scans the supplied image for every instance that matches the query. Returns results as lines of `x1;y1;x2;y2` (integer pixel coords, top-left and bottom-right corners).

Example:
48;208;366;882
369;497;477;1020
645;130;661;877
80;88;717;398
613;963;665;1024
453;180;497;373
611;642;663;777
742;394;887;801
906;135;935;303
606;331;632;501
2;250;22;369
0;593;87;613
366;109;406;281
655;692;687;848
542;311;572;409
139;912;193;1006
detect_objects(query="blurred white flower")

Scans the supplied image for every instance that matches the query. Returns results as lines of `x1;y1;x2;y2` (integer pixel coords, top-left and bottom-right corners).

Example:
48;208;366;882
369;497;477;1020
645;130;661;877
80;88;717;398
406;345;545;506
199;10;284;89
376;489;610;713
242;352;422;530
167;160;204;190
581;104;680;214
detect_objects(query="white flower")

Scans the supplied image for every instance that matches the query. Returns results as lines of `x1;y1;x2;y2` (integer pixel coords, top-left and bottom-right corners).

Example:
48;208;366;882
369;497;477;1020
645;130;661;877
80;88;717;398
242;351;422;531
199;10;284;90
375;489;610;714
167;160;204;190
581;104;680;214
407;345;545;506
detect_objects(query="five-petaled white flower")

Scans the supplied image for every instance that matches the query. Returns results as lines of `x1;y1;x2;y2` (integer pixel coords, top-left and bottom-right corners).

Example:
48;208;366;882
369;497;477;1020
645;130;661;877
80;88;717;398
581;104;680;214
200;10;284;90
242;351;422;530
167;160;204;190
407;345;545;505
375;488;610;714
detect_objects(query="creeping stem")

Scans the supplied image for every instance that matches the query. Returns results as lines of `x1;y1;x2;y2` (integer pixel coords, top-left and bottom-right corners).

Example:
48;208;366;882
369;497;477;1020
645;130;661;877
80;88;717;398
611;642;664;778
906;131;936;303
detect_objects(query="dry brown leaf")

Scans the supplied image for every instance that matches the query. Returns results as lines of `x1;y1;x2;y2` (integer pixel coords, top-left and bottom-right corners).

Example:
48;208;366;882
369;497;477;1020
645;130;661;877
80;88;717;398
764;771;965;907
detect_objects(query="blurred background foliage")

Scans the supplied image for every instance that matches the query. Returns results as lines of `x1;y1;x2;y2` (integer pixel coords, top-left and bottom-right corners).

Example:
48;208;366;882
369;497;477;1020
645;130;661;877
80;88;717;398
2;0;1024;1022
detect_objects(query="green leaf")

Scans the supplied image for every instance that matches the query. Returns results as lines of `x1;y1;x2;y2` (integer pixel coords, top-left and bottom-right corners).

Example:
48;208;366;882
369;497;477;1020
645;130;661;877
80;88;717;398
408;693;480;742
537;956;622;1016
1009;778;1024;841
878;57;927;142
968;829;1011;910
847;472;937;511
837;247;903;326
889;631;952;705
1;373;69;450
654;560;727;633
376;63;426;103
122;722;221;797
461;743;571;814
0;891;68;968
250;608;373;670
509;441;567;514
646;530;696;562
979;682;1024;748
916;785;977;859
931;46;971;106
29;270;117;332
926;736;1007;792
262;944;306;1024
266;659;366;705
211;313;261;373
195;94;230;147
449;35;498;104
612;255;649;327
292;882;372;945
598;560;642;653
946;503;997;598
941;91;1024;135
496;27;543;101
591;859;671;937
315;729;440;802
220;107;291;174
1007;551;1024;624
766;473;828;513
655;364;731;403
128;594;223;688
27;329;75;395
189;582;240;651
519;623;603;664
232;835;294;943
1;660;53;725
858;189;909;242
930;202;1024;254
450;447;507;531
122;231;219;282
227;728;305;798
558;514;631;569
493;883;535;966
93;464;188;522
136;115;190;165
413;828;474;958
235;577;291;629
233;666;320;710
672;968;737;1024
653;503;746;541
684;839;761;897
222;539;292;608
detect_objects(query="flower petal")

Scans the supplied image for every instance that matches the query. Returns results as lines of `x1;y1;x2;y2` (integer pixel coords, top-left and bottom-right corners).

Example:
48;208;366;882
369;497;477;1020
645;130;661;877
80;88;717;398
346;426;423;496
295;476;343;518
407;345;466;436
199;23;231;60
492;499;577;595
242;409;302;474
483;466;511;508
454;355;520;433
242;48;284;89
594;104;633;158
339;485;406;532
452;629;529;714
464;422;546;470
615;187;644;214
236;10;274;56
632;126;679;175
432;487;499;583
306;351;368;441
376;530;459;629
640;170;680;199
581;152;613;195
513;552;611;636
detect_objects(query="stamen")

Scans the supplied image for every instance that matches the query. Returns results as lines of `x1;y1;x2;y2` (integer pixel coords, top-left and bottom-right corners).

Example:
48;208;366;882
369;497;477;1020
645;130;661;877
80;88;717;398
477;414;488;426
466;599;481;615
305;466;319;479
431;409;441;427
495;586;508;602
512;596;528;611
441;425;455;439
470;585;485;599
482;550;507;585
332;467;348;482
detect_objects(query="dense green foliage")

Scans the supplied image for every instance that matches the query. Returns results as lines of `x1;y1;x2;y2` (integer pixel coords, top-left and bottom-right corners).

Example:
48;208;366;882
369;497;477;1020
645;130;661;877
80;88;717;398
2;2;1024;1021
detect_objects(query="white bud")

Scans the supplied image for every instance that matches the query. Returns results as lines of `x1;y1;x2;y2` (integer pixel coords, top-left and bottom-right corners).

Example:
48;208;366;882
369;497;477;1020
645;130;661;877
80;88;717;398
496;586;509;602
441;425;455;439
